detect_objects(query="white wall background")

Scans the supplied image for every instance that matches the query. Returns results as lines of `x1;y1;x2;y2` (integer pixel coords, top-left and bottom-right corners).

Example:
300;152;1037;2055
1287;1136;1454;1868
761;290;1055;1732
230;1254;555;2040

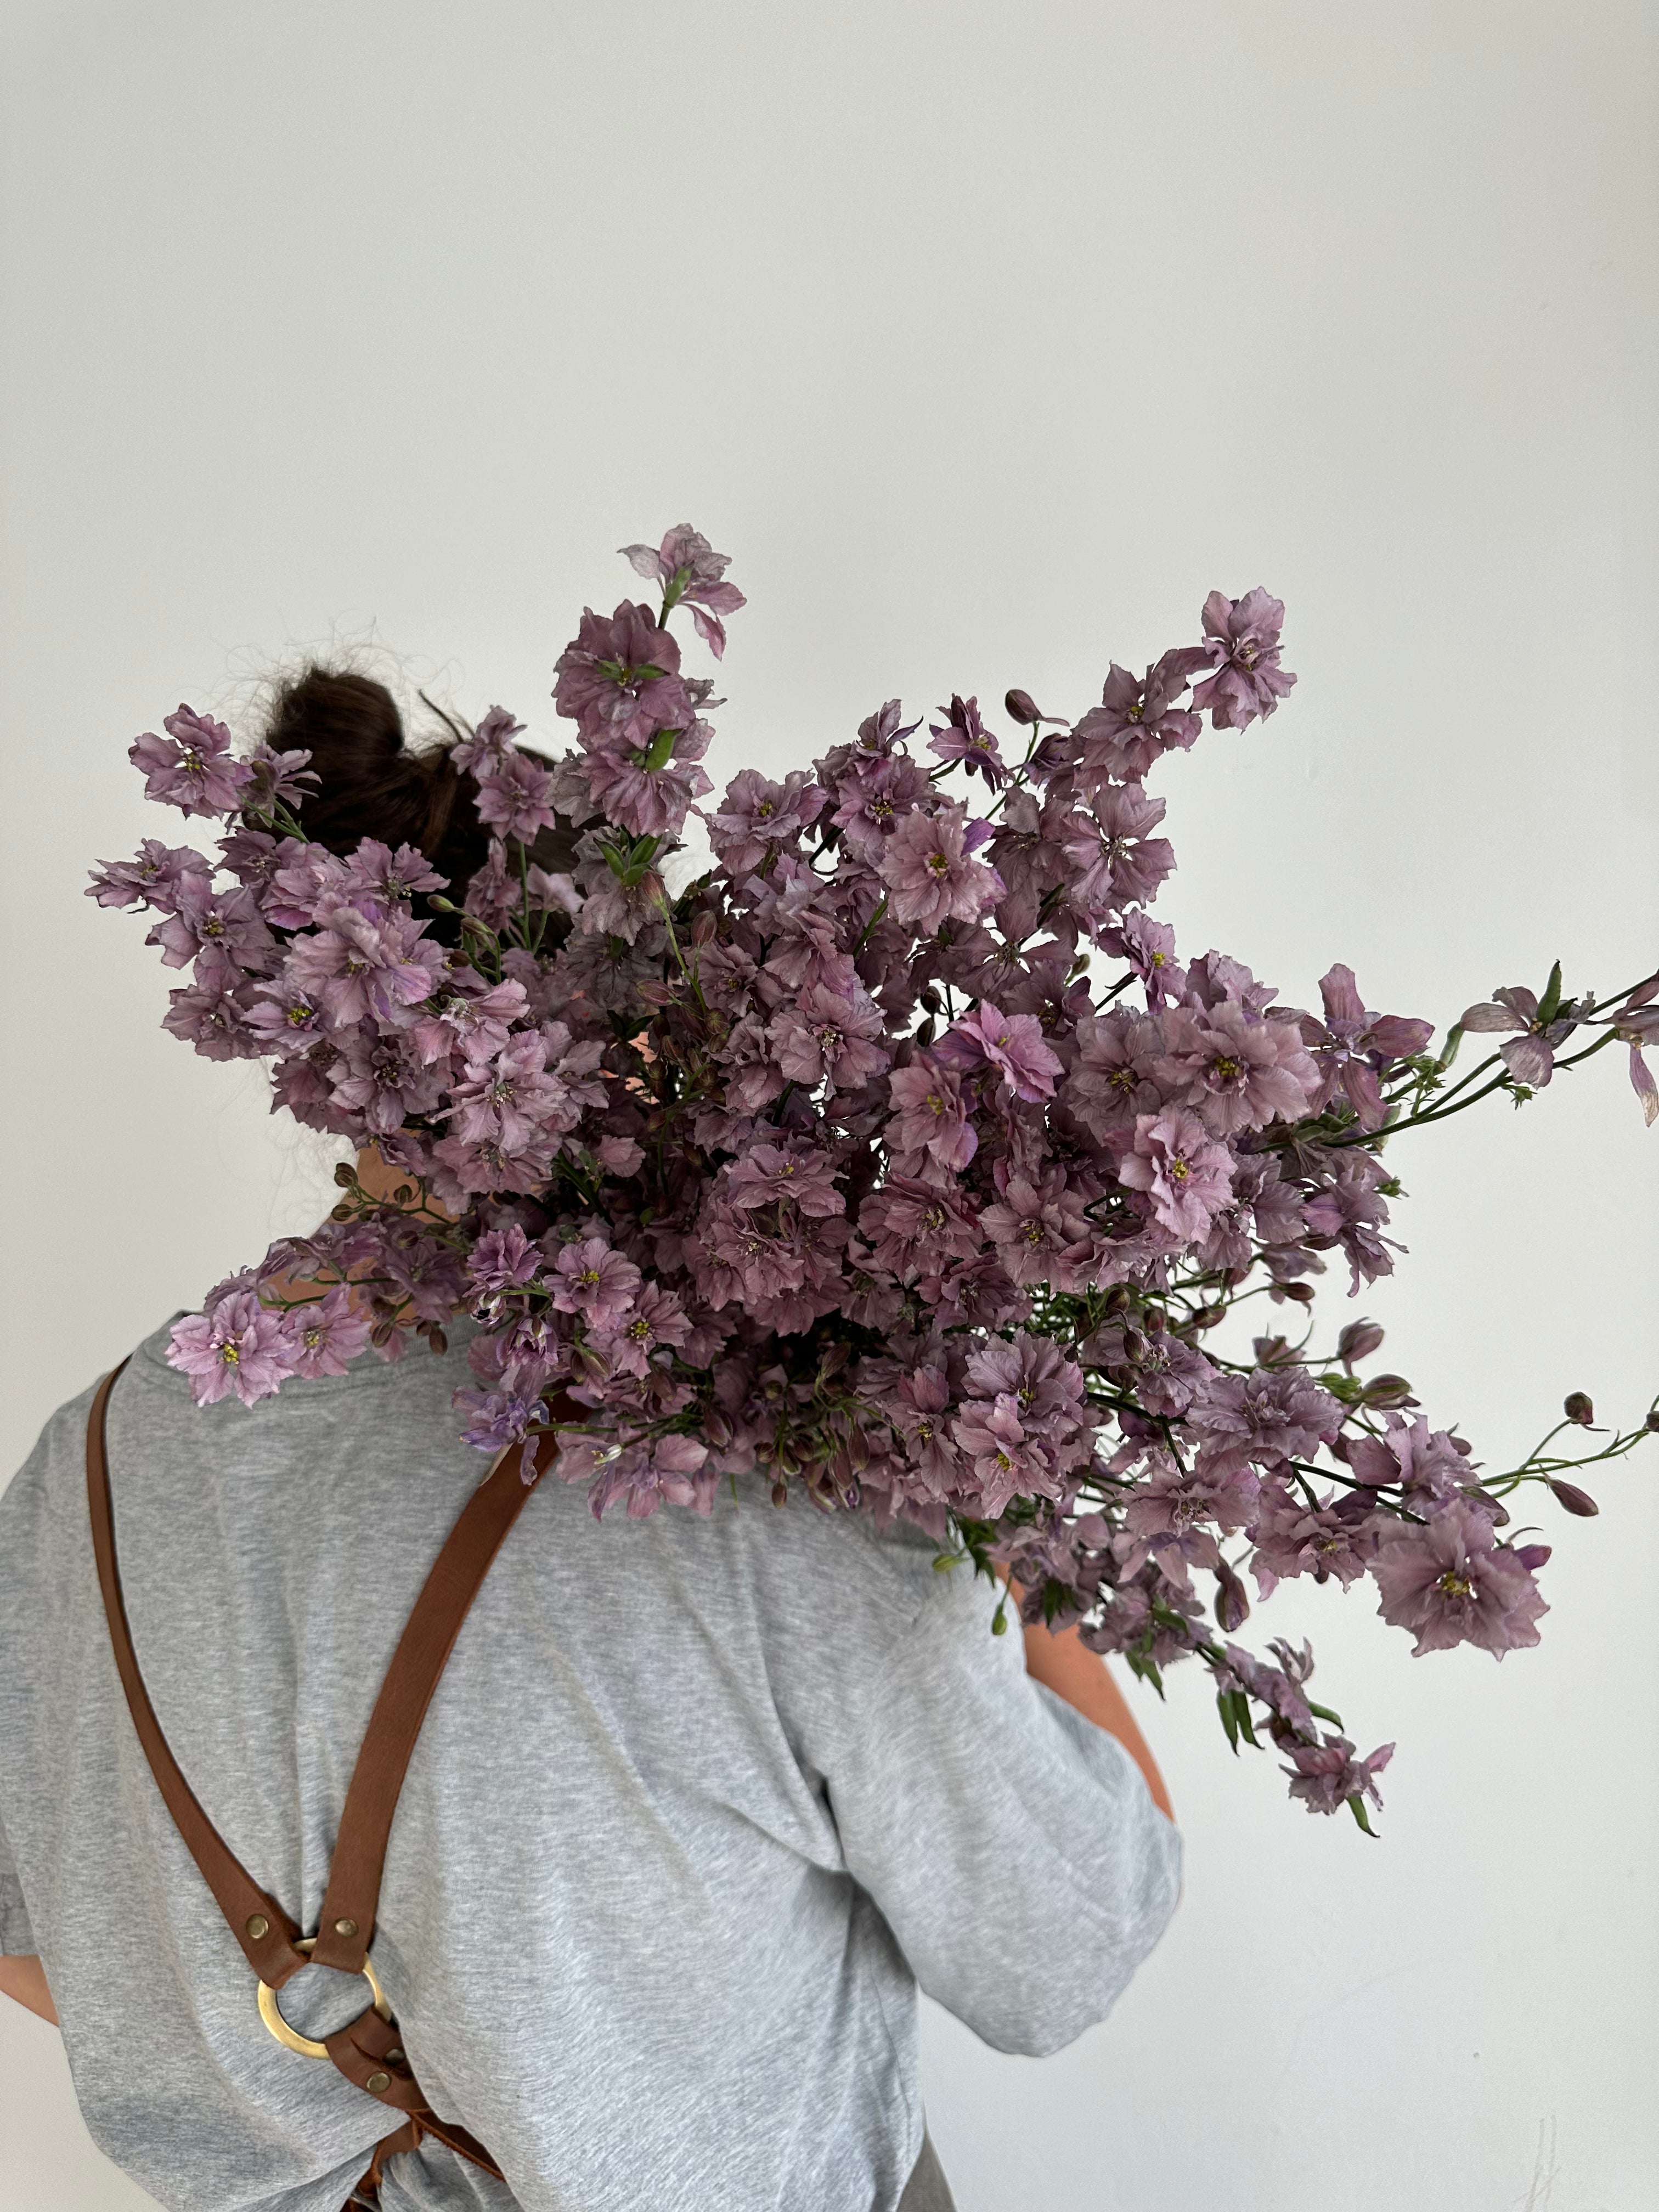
2;4;1655;2208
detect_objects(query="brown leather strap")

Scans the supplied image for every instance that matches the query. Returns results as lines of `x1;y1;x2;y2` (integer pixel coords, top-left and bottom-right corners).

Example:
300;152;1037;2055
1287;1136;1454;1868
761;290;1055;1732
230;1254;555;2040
310;1407;573;1973
85;1362;311;1990
87;1358;574;2192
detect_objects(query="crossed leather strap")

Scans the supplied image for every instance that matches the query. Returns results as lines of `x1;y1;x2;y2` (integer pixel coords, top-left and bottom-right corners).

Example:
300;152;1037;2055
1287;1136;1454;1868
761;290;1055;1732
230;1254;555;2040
85;1360;578;2208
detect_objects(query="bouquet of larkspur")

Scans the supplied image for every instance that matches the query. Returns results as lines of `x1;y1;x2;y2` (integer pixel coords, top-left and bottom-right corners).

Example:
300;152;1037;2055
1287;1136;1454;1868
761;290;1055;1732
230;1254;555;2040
91;526;1659;1826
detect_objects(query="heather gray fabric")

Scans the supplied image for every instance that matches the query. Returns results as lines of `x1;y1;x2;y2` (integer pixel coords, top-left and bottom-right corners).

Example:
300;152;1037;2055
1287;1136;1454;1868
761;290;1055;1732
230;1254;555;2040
0;1319;1181;2212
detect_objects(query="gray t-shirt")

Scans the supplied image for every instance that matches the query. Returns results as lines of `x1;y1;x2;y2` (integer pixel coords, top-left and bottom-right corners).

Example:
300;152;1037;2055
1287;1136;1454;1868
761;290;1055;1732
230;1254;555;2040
0;1320;1181;2212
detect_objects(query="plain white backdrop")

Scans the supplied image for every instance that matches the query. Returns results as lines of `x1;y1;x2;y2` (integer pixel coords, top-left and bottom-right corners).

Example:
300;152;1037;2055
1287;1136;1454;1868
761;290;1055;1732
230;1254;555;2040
2;4;1655;2208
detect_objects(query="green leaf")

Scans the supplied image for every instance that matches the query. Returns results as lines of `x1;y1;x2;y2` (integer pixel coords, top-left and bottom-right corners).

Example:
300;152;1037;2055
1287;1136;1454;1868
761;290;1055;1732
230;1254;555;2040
1216;1689;1241;1754
1235;1696;1260;1749
1307;1700;1345;1728
639;726;680;774
1537;959;1564;1025
1347;1796;1379;1838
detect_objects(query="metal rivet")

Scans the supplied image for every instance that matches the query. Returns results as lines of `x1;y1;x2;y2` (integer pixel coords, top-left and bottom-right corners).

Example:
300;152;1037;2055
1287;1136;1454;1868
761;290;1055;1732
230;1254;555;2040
245;1914;270;1941
385;2049;404;2066
334;1917;359;1939
365;2071;391;2094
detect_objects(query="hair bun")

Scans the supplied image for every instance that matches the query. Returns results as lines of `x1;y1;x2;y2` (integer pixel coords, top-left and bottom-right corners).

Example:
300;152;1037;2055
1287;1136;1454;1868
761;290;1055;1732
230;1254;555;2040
273;664;462;865
262;661;578;945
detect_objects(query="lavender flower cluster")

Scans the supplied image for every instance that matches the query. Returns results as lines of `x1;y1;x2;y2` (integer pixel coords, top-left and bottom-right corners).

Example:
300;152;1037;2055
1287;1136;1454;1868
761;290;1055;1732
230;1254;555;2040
92;525;1658;1825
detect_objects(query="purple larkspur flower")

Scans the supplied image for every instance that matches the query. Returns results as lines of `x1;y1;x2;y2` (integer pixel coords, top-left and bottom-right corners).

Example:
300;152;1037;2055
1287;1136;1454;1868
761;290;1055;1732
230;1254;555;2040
583;718;714;840
444;1023;603;1150
767;982;889;1093
1101;909;1185;1009
1345;1413;1474;1511
1301;966;1435;1128
705;768;827;874
1192;1363;1340;1469
467;1224;545;1302
927;696;1007;789
549;1237;642;1329
1067;1009;1168;1138
287;899;444;1025
1458;983;1580;1092
1250;1481;1378;1597
887;1057;978;1172
1191;589;1296;730
1072;651;1207;788
327;1029;447;1135
168;1290;297;1407
130;706;251;817
1281;1734;1393;1818
1156;999;1318;1135
475;748;559;844
554;601;693;749
952;1397;1059;1517
877;802;1000;932
87;839;213;912
339;839;448;906
408;975;529;1068
592;1282;692;1378
146;881;278;973
1301;1150;1398;1293
161;953;262;1060
1081;1318;1212;1419
454;1385;552;1454
886;1367;961;1491
286;1285;375;1379
1116;1109;1235;1240
241;743;318;815
1060;784;1174;917
451;706;526;777
828;752;933;863
245;977;326;1054
857;1177;984;1281
619;524;747;658
1119;1460;1261;1587
723;1141;846;1218
1370;1500;1547;1657
979;1174;1093;1289
1611;977;1659;1126
936;1001;1063;1102
962;1334;1087;1436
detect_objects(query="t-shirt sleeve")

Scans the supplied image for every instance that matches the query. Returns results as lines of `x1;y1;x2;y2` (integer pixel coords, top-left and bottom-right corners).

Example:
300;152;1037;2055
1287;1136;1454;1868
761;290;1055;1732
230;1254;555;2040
822;1556;1182;2057
0;1809;35;1956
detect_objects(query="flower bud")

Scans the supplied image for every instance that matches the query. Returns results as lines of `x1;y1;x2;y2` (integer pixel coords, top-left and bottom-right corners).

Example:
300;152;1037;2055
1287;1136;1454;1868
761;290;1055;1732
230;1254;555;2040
1004;688;1043;725
1192;1305;1226;1330
1514;1543;1551;1571
1648;1408;1659;1434
1562;1391;1594;1426
334;1162;357;1189
1547;1477;1599;1517
1282;1283;1316;1306
770;1480;789;1508
1214;1562;1250;1633
1337;1319;1384;1368
1362;1374;1417;1409
689;910;717;946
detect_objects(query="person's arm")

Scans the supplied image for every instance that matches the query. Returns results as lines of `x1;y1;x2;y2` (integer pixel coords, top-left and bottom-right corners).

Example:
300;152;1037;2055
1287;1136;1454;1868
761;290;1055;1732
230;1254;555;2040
1021;1609;1174;1822
0;1955;57;2027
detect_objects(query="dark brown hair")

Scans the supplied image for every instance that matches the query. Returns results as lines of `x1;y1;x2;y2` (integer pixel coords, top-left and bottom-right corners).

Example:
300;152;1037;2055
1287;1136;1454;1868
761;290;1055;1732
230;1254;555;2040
265;666;578;934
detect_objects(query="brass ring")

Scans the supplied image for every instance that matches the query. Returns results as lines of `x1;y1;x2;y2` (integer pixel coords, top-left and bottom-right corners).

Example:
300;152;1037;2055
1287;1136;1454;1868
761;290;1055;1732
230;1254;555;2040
257;1936;391;2059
